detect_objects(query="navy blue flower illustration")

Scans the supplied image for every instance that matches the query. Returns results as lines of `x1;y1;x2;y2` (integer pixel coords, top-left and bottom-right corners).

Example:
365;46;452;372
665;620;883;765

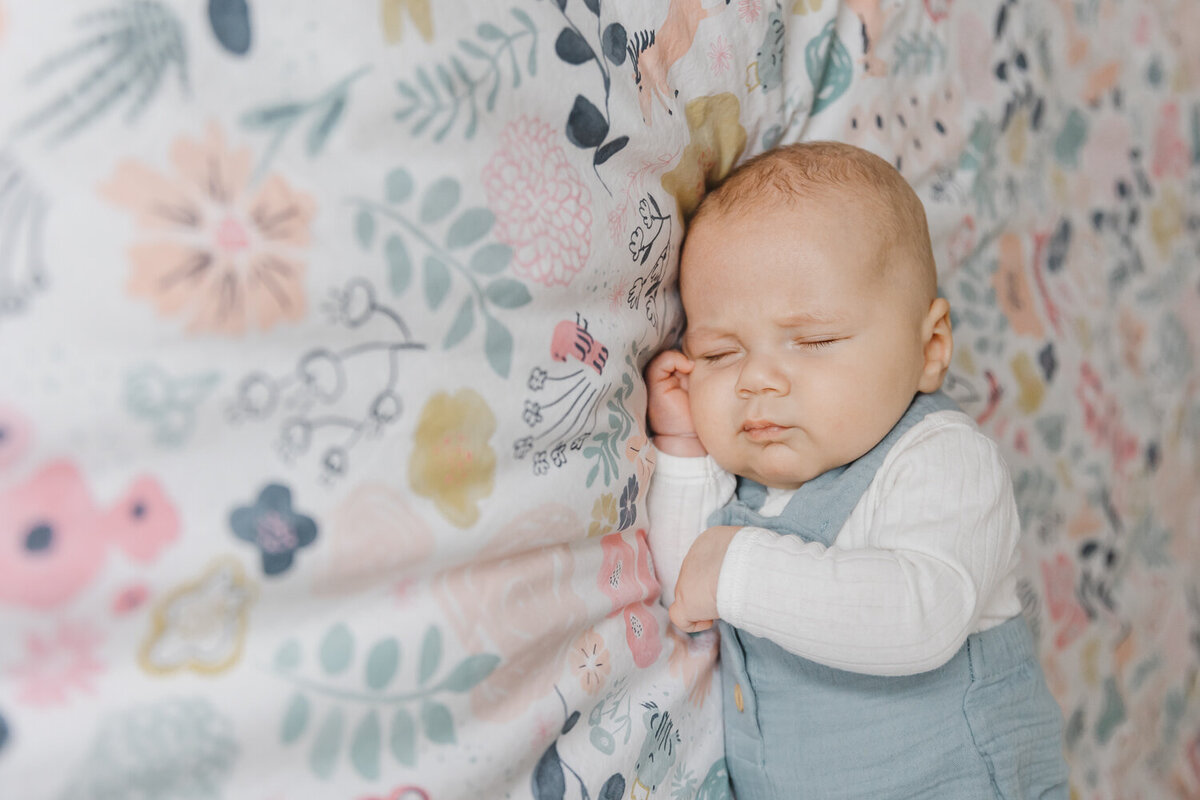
229;484;317;576
618;475;638;531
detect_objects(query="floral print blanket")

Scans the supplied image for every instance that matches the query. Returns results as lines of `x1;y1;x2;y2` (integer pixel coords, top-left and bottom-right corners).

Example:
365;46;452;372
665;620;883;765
1;1;1198;798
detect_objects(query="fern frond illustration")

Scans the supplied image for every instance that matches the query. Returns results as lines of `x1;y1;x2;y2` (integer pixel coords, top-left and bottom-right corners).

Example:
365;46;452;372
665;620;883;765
394;7;537;141
240;66;371;178
13;0;188;144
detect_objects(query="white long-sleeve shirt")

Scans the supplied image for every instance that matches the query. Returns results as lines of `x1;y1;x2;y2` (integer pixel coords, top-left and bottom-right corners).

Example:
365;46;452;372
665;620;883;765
646;409;1025;676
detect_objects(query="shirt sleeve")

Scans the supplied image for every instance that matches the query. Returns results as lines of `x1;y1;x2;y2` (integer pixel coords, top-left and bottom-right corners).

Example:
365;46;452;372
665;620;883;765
715;417;1022;676
646;447;737;607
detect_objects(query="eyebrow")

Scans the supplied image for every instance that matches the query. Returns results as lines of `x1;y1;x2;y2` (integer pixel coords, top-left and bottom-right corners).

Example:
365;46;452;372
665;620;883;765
776;311;849;327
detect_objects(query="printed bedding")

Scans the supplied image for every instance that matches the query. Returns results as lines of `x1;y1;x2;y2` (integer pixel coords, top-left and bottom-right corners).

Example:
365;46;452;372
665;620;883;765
1;0;1198;798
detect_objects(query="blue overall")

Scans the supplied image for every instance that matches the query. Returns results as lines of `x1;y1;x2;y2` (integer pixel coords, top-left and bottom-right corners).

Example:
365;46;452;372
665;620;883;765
709;392;1069;799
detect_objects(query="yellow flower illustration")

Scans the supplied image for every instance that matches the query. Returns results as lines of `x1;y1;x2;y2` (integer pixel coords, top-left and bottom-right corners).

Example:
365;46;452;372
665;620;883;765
139;558;256;675
661;93;747;221
381;0;433;43
588;493;618;538
410;389;496;528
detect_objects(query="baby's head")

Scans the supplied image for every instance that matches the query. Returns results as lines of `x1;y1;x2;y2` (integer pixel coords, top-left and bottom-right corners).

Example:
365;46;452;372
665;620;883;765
678;141;953;489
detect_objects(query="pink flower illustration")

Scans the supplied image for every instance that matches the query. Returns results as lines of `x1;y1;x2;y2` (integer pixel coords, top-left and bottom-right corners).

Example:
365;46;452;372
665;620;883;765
482;117;592;287
569;628;612;695
8;622;104;706
432;504;590;722
708;36;733;75
598;529;662;668
737;0;762;24
100;123;315;336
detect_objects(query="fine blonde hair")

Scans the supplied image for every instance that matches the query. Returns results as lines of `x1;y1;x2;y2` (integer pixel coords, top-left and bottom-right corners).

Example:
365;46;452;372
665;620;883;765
690;141;938;303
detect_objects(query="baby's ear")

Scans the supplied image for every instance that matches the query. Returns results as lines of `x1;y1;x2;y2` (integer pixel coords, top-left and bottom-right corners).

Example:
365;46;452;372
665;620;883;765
918;297;953;393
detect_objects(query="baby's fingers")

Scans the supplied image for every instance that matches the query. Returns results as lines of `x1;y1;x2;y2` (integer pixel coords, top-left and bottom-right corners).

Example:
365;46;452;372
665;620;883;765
648;349;694;381
668;601;713;633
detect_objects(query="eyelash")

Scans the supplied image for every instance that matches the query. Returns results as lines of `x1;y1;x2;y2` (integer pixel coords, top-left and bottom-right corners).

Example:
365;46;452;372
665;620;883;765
797;339;838;350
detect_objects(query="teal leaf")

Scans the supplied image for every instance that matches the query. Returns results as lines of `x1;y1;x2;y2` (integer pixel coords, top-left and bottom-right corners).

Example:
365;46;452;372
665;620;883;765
533;743;566;800
420;178;461;224
241;103;304;128
440;654;500;692
806;20;853;116
599;773;626;800
594;136;628;166
423;256;452;310
309;707;345;779
389;708;417;767
385;235;413;294
421;700;456;745
582;0;600;15
484;315;514;378
386;168;414;204
590;724;615;754
280;692;310;744
469;243;513;275
355;210;376;250
365;638;401;691
484;278;532;309
274;638;302;672
307;96;346;157
565;94;608;149
443;297;476;349
477;22;504;40
419;626;442;685
319;623;354;676
350;711;382;780
555;28;594;65
446;208;495;249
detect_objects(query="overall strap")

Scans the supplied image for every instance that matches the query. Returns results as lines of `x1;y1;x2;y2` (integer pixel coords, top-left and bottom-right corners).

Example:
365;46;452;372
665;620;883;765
708;391;959;547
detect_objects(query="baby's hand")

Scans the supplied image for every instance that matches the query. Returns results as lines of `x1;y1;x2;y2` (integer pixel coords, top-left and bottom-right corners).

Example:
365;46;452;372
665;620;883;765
646;350;705;456
668;525;740;633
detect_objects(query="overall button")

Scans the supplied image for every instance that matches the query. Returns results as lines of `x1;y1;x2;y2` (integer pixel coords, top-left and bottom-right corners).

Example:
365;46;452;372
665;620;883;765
734;683;745;713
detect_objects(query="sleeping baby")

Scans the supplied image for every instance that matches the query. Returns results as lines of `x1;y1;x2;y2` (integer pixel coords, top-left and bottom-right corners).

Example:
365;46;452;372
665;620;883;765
645;141;1070;798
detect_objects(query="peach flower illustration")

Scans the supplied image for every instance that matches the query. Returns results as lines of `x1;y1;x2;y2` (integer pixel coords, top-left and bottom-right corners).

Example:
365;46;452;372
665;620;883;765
313;483;435;593
99;123;315;336
569;628;612;695
409;389;496;528
431;504;590;722
597;529;662;668
8;622;104;706
482;116;592;287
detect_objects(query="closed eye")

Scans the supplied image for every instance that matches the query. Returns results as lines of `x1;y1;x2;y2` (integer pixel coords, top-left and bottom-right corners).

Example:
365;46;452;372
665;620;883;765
796;338;840;350
701;351;735;363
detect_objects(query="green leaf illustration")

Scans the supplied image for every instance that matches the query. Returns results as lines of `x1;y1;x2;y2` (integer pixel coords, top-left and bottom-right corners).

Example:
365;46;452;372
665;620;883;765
469;243;513;275
309;707;345;779
274;639;302;672
242;103;303;128
319;623;354;676
365;638;401;691
443;297;476;349
420;178;461;225
440;654;500;692
307;96;347;156
423;256;452;310
421;700;456;745
389;708;417;767
350;710;382;780
355;210;376;249
386;168;414;204
485;315;514;378
419;627;443;686
446;208;495;249
280;692;310;744
485;278;532;309
385;235;413;294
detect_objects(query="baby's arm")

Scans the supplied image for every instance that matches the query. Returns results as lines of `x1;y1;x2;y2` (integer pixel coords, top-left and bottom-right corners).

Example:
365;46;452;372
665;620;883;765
644;349;735;607
715;416;1022;676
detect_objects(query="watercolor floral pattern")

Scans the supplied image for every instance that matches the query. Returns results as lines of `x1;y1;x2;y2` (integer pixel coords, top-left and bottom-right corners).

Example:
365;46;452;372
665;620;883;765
482;116;593;287
100;123;315;336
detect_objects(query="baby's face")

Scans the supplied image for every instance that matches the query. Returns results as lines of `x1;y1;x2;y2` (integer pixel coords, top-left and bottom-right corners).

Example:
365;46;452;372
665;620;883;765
680;198;937;490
